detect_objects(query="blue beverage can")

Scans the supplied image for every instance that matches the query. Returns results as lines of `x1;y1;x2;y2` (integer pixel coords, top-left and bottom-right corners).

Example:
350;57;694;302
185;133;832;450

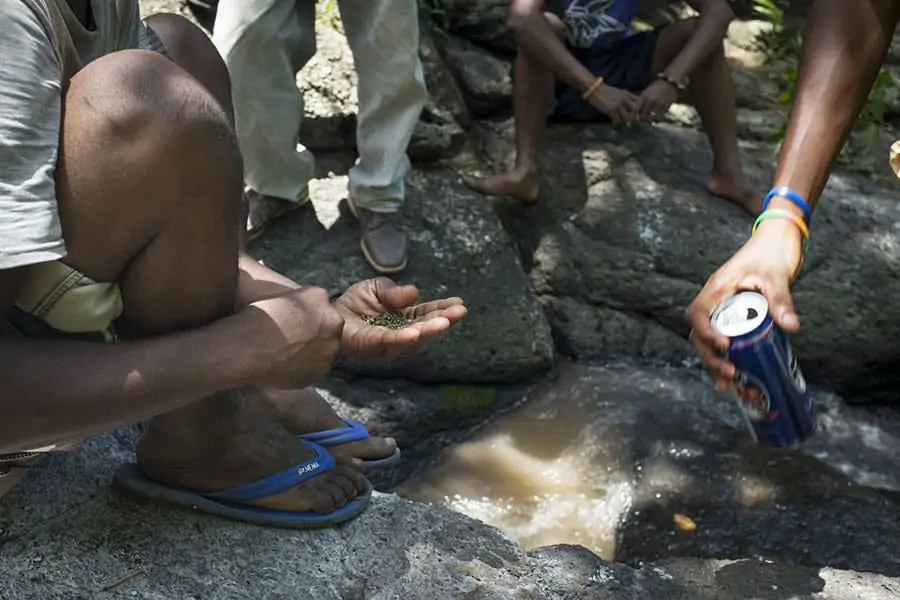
710;291;816;448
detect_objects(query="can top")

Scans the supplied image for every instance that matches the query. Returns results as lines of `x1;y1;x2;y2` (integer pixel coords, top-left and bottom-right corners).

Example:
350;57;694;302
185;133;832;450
710;291;769;338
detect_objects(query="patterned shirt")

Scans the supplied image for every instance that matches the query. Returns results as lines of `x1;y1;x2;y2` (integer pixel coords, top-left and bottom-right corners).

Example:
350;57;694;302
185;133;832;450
560;0;643;49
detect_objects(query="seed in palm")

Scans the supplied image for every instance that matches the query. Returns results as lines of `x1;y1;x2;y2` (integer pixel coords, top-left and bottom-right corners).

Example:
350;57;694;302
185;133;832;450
363;311;411;330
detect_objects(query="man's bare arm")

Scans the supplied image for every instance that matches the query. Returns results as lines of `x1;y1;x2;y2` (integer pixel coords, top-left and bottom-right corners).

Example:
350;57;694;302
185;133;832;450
508;0;598;93
0;269;267;452
770;0;900;216
236;252;300;307
665;0;735;82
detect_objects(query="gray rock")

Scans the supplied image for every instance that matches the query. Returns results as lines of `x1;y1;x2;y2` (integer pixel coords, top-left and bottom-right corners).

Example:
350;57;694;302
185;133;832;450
294;23;471;161
298;25;358;152
251;170;554;385
314;376;533;489
487;122;900;401
435;34;512;117
3;423;899;600
431;0;513;54
410;32;471;161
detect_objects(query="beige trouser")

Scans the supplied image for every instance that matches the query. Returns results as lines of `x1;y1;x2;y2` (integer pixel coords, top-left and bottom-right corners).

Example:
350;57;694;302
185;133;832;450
2;261;123;497
212;0;428;212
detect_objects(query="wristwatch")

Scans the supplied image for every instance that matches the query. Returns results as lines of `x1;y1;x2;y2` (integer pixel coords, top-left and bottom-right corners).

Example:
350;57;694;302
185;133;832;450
656;72;687;93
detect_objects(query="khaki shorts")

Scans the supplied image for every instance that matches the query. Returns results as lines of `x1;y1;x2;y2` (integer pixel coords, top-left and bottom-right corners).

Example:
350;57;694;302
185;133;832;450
1;21;168;496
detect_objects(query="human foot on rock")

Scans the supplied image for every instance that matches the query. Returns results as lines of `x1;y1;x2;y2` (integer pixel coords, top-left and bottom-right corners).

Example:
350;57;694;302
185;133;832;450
463;169;540;204
706;172;763;215
262;387;398;465
132;391;369;515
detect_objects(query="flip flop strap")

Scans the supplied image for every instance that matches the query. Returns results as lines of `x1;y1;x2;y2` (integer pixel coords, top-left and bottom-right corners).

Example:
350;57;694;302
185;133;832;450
299;419;369;447
201;442;335;503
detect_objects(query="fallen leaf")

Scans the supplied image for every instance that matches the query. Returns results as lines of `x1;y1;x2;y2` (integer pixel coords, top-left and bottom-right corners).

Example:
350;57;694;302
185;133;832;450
673;513;697;532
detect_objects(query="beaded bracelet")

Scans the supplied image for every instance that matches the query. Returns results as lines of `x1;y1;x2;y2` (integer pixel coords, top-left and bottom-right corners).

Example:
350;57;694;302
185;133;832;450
752;209;811;253
762;186;812;222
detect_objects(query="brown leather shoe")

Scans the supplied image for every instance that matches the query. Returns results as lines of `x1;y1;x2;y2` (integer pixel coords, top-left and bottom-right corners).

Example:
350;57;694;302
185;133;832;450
347;197;408;274
246;188;310;242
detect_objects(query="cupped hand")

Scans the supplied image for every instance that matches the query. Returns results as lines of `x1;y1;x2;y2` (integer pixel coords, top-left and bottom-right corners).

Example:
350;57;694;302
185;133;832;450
637;79;677;124
587;85;640;126
333;277;467;358
685;219;804;390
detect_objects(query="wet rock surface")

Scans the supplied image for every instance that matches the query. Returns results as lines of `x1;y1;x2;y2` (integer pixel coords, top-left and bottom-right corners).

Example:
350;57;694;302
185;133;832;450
12;3;890;599
5;367;900;599
403;362;900;577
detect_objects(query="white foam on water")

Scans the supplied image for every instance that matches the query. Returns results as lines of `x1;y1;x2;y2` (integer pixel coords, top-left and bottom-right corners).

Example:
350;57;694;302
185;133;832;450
399;390;636;560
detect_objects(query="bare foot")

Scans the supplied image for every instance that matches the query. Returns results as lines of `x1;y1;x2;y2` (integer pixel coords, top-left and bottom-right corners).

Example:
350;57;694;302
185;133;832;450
463;169;540;204
136;388;368;513
261;387;398;463
706;172;763;215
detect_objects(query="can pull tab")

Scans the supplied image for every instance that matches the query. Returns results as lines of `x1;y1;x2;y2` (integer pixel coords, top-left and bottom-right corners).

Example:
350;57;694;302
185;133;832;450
746;308;758;320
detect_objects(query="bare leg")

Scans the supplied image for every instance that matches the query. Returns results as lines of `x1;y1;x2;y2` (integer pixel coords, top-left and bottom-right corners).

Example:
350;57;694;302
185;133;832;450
652;19;762;214
146;22;397;464
463;12;563;204
57;49;365;513
143;14;251;249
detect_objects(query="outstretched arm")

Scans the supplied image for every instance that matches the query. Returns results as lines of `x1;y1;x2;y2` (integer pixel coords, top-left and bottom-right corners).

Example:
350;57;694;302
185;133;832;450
686;0;900;388
767;0;900;222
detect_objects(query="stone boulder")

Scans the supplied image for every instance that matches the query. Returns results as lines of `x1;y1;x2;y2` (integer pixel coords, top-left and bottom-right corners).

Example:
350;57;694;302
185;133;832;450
3;430;899;599
251;169;554;385
434;33;512;118
475;121;900;401
297;23;470;161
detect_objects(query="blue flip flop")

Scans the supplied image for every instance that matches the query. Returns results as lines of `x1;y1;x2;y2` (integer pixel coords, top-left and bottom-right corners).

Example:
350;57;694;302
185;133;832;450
299;419;401;469
113;442;371;529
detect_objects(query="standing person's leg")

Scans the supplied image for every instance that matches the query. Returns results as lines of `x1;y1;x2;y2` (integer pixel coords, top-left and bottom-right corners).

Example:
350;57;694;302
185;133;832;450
650;19;761;214
463;12;564;203
49;49;367;518
213;0;318;242
339;0;428;274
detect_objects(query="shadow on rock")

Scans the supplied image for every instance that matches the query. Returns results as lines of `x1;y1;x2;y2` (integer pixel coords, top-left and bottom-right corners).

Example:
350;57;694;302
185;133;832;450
481;119;900;403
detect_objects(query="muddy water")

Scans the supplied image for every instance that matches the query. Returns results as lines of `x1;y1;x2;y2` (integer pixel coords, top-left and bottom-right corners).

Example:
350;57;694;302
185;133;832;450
397;370;636;559
399;363;900;566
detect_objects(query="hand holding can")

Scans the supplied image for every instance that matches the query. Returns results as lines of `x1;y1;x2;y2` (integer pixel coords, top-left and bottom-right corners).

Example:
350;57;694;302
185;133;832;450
686;218;805;389
710;292;816;448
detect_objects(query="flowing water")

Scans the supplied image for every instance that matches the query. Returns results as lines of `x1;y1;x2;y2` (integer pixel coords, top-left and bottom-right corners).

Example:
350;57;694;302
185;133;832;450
398;362;900;563
398;367;639;560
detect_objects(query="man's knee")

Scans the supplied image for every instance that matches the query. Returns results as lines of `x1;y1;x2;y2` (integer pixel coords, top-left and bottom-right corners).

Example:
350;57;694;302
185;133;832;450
61;49;241;220
508;2;565;41
543;12;565;38
67;49;230;140
144;14;233;112
144;13;208;60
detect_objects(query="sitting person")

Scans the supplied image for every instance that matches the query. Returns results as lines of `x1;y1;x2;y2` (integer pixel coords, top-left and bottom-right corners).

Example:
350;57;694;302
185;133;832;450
0;0;465;528
465;0;760;214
